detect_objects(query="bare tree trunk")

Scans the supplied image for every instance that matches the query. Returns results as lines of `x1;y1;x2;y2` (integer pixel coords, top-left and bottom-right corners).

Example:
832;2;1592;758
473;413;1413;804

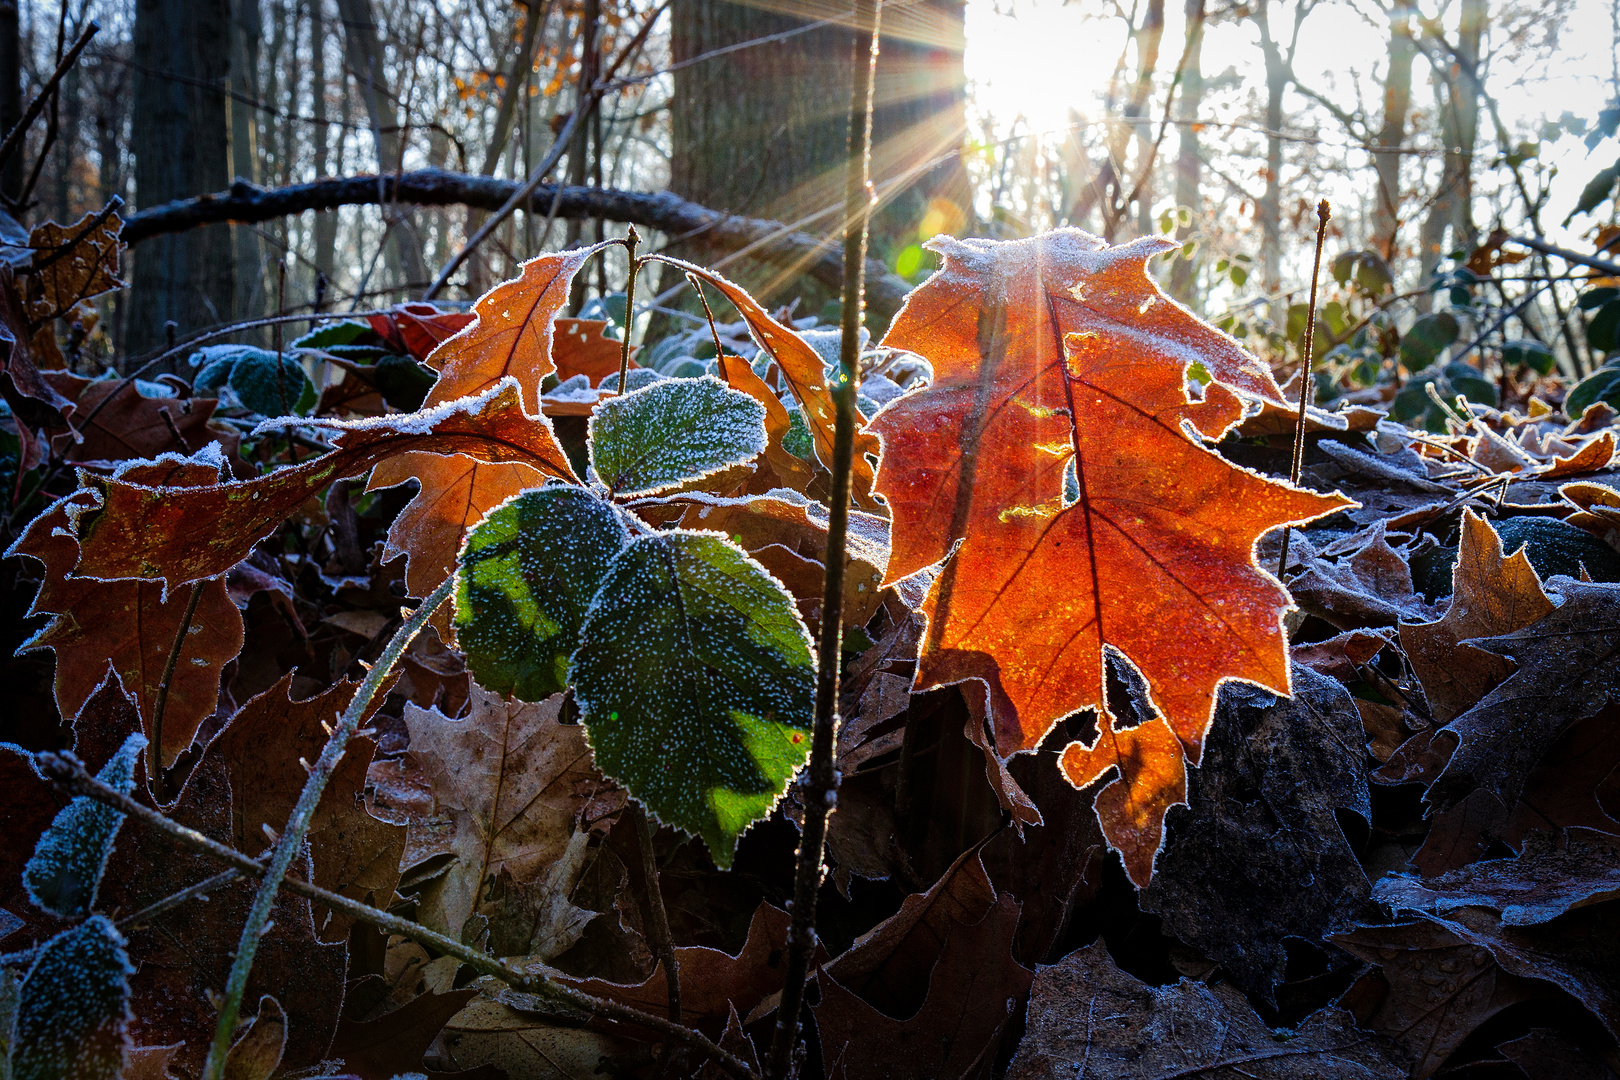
1419;0;1485;284
231;0;264;326
1128;0;1166;240
566;0;600;315
129;0;236;352
311;0;336;288
1169;0;1206;303
1371;5;1415;261
0;0;20;202
335;0;428;290
53;47;81;221
1256;0;1288;296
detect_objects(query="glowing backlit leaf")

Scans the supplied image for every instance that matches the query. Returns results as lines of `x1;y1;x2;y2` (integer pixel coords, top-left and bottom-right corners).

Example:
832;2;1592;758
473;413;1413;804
869;230;1352;884
571;530;815;866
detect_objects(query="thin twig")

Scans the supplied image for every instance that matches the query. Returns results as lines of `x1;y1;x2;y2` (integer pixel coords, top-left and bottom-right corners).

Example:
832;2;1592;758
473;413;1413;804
32;753;759;1080
0;20;99;176
615;224;640;393
202;573;457;1080
149;579;204;803
1276;199;1331;581
764;1;880;1075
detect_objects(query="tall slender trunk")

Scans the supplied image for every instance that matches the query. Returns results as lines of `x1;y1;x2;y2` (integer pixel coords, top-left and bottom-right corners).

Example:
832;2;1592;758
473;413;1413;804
0;0;21;202
310;0;336;289
566;0;600;313
1255;0;1287;295
1420;0;1485;285
1371;7;1415;261
335;0;428;291
1169;0;1206;303
231;0;264;326
53;55;80;220
129;0;236;352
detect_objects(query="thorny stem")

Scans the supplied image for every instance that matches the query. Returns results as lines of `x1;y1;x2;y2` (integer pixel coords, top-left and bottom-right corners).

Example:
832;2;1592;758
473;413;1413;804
764;1;881;1075
615;225;641;394
149;579;205;803
633;803;681;1024
1275;199;1331;581
201;573;457;1080
34;754;759;1080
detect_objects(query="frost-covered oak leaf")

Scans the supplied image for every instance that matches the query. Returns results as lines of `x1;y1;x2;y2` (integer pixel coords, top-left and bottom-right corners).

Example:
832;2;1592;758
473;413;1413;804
869;230;1353;885
67;378;574;589
587;375;767;497
571;530;815;866
370;246;611;612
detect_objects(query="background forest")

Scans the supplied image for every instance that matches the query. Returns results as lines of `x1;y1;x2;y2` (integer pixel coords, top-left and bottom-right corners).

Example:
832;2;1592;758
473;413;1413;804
6;0;1620;1078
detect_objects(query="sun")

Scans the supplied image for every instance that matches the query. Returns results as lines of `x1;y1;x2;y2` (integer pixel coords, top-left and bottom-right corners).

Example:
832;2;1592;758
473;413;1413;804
965;0;1130;136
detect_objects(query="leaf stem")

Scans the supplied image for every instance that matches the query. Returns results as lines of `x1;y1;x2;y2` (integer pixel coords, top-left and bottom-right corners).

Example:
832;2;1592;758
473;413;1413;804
1276;199;1331;581
764;1;881;1075
615;224;641;394
149;579;205;803
200;572;456;1080
33;751;760;1080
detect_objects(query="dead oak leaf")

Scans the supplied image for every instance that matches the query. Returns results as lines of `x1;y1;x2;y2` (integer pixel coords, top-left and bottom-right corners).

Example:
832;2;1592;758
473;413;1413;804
27;207;125;323
366;303;475;362
868;230;1350;884
1401;509;1555;724
404;684;623;954
68;377;575;589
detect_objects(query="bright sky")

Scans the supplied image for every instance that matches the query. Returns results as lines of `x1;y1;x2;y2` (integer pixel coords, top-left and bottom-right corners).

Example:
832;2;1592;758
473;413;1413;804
963;0;1619;249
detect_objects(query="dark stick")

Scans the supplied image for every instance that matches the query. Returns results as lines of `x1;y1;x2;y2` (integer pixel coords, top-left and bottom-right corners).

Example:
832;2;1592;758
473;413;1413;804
633;804;681;1024
1276;199;1331;581
0;20;98;175
33;753;760;1080
764;0;881;1075
148;579;204;803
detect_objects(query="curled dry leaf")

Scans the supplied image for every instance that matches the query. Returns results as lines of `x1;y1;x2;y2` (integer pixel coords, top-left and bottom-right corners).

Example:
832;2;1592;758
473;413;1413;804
26;206;125;322
870;230;1350;884
69;376;575;589
1400;509;1555;724
366;302;475;361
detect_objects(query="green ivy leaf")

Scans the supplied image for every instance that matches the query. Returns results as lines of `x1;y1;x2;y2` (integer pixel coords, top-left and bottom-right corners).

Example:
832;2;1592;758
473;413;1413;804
1587;299;1620;354
9;916;134;1080
371;353;436;412
291;319;372;349
588;375;767;497
190;345;317;417
572;531;814;866
1501;339;1556;375
1566;364;1620;418
456;485;631;701
22;734;144;918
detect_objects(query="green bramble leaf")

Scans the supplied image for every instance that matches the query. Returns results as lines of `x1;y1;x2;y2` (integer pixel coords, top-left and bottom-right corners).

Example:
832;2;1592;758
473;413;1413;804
22;734;145;918
571;531;814;866
455;485;630;701
8;916;134;1080
587;375;767;497
1501;339;1556;375
1566;363;1620;418
190;345;317;417
1398;312;1460;371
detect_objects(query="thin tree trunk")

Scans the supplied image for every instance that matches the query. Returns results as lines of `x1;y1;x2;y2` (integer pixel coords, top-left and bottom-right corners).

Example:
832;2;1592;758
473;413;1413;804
1419;0;1484;285
1371;5;1414;261
231;0;264;327
1255;0;1287;295
129;0;236;352
566;0;600;312
335;0;429;289
0;0;21;202
1128;0;1166;240
1169;0;1206;303
311;0;336;288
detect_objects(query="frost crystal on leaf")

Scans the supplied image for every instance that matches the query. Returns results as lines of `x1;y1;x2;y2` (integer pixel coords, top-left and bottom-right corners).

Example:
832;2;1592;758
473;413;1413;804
455;485;631;700
9;916;134;1080
571;530;814;866
22;733;145;918
587;375;767;497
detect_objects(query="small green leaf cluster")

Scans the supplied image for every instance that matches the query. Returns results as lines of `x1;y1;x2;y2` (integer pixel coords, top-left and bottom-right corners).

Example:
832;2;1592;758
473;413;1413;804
190;344;317;417
454;377;813;866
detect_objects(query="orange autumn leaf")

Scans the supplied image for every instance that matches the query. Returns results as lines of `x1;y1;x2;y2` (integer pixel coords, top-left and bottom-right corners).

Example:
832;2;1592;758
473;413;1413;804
70;378;575;589
367;303;475;362
655;256;882;507
369;248;608;608
554;317;638;386
716;352;816;492
9;455;242;768
869;230;1353;884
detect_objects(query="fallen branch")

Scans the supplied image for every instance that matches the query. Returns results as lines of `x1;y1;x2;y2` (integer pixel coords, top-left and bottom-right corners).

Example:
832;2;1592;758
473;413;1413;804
119;170;912;320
